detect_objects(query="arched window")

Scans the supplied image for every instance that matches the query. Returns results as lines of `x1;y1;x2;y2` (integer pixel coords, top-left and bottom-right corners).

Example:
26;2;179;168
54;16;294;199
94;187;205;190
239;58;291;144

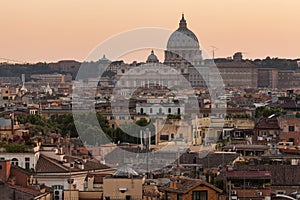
12;158;18;166
171;133;175;140
140;108;144;114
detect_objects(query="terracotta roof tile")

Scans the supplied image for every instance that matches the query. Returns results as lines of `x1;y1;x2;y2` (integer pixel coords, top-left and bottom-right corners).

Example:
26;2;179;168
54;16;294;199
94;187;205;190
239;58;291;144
180;152;239;169
227;170;271;179
234;165;300;186
255;117;281;130
160;177;222;194
36;154;70;173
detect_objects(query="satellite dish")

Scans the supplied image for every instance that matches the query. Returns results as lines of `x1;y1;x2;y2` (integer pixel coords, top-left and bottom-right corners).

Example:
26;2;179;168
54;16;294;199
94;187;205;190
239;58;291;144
268;114;275;119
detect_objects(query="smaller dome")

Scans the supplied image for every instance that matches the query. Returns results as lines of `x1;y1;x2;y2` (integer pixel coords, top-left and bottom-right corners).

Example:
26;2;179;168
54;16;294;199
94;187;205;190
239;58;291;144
99;54;111;63
146;50;159;63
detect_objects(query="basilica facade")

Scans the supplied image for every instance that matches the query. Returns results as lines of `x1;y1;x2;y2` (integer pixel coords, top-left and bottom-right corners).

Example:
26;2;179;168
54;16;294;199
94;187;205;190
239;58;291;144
115;14;258;89
115;14;208;91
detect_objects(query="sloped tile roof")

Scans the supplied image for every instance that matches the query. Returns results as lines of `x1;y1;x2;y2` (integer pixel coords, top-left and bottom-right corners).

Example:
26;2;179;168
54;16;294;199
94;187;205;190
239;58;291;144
160;177;222;194
180;152;239;169
35;154;70;173
234;164;300;186
227;170;271;179
255;117;281;130
36;154;109;173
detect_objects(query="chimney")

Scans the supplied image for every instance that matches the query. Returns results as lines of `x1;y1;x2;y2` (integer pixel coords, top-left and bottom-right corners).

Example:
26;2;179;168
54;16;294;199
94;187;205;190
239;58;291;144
0;160;11;183
78;163;84;170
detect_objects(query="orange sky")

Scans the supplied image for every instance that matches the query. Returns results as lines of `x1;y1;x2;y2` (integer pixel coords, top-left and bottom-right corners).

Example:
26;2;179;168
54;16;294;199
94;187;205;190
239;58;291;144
0;0;299;63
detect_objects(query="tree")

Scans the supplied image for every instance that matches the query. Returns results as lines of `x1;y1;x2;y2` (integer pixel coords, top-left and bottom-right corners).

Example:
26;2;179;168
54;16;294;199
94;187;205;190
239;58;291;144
136;118;149;126
167;114;181;120
255;107;283;119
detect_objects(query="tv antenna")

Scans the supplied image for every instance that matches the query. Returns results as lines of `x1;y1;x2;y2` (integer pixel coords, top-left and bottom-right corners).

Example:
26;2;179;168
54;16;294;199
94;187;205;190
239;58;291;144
209;46;218;60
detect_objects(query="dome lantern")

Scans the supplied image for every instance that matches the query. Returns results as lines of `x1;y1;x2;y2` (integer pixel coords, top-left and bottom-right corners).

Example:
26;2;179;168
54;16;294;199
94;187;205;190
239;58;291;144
179;13;187;29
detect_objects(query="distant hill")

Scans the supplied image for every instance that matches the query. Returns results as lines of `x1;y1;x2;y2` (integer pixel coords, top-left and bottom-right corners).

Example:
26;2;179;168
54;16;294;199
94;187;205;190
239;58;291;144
0;60;81;81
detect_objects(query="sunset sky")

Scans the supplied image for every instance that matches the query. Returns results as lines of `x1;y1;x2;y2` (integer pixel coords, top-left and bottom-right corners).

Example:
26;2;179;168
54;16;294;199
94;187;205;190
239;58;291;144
0;0;299;63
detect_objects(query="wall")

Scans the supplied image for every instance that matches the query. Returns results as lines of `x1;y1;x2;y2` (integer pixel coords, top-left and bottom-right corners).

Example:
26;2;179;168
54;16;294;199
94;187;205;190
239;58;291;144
103;176;145;199
184;184;220;200
36;173;87;191
64;190;79;200
0;152;39;170
155;118;193;144
10;166;30;187
166;184;220;200
79;191;103;200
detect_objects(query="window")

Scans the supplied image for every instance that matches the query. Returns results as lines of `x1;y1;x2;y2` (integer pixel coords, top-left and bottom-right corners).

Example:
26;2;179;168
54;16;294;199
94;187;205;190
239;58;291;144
25;157;30;170
277;191;286;195
263;131;267;136
150;108;153;114
166;192;171;200
192;191;207;200
11;158;18;166
125;196;131;200
0;165;2;170
0;158;4;161
289;126;295;132
177;194;183;200
171;133;175;140
168;108;171;114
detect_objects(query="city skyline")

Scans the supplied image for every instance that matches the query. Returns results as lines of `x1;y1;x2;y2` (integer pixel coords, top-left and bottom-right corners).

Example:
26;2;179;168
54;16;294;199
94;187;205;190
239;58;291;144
0;0;300;63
